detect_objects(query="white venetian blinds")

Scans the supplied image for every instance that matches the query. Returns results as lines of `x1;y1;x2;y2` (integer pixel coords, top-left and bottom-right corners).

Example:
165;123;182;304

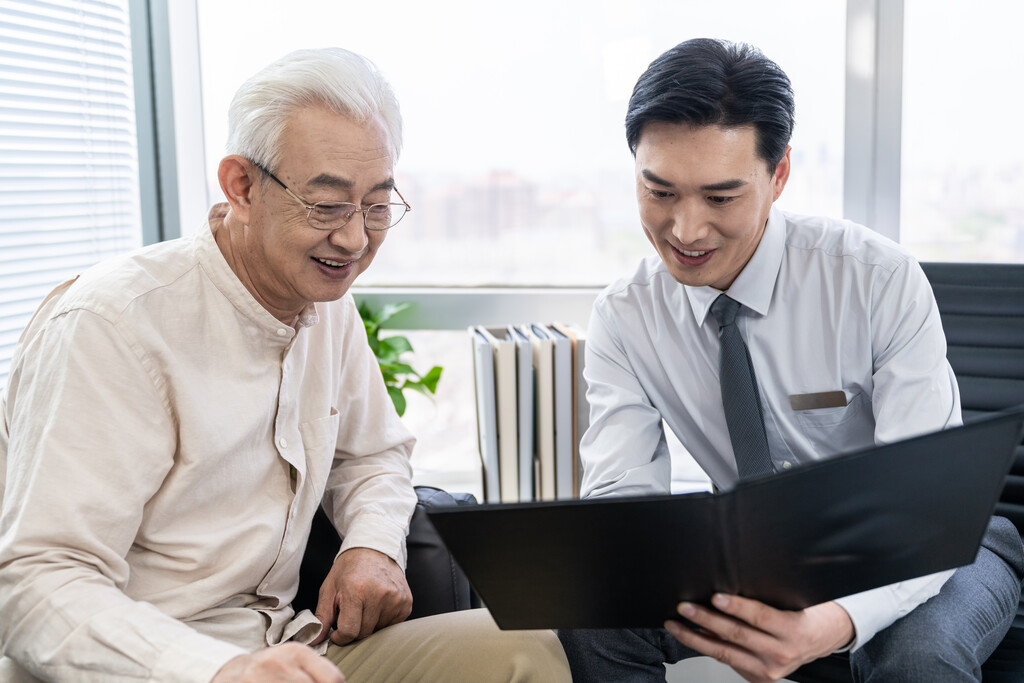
0;0;143;389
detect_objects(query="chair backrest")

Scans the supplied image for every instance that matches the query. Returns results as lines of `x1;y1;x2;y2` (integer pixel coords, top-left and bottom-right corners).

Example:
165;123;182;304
921;262;1024;536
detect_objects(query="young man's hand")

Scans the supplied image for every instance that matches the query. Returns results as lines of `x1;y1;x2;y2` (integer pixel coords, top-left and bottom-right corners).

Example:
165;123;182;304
211;643;345;682
313;547;413;646
664;594;854;683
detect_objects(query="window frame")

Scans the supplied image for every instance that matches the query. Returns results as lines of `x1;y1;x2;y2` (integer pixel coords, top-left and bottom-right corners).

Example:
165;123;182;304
132;0;208;245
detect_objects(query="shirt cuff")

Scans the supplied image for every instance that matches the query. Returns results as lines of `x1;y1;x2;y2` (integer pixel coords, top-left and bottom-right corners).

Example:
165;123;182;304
337;513;409;569
150;629;248;683
833;569;953;651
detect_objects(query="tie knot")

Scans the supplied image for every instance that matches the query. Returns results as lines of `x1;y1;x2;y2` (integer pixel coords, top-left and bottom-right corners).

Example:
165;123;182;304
711;294;741;327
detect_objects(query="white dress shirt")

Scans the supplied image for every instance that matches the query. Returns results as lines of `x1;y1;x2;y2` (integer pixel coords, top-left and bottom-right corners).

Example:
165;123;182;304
0;223;417;682
581;206;960;649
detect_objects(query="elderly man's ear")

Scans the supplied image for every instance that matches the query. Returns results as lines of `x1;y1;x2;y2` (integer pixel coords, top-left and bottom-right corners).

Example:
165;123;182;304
218;155;256;225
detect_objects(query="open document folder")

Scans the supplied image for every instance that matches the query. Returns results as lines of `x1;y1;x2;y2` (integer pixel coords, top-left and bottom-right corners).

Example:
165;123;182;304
427;409;1024;630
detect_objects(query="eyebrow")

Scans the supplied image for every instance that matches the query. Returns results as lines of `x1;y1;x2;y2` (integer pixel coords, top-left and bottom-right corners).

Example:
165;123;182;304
700;178;747;192
641;169;748;192
306;173;395;195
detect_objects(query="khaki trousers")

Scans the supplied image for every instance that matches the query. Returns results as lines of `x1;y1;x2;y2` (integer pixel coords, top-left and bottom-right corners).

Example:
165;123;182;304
326;608;570;682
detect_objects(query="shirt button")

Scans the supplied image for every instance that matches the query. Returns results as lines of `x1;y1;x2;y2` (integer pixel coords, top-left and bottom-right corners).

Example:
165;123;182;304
277;328;288;337
781;461;793;470
278;437;288;449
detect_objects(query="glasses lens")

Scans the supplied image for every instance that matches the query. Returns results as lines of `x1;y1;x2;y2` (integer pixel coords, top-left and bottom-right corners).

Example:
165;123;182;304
308;203;356;230
365;202;407;230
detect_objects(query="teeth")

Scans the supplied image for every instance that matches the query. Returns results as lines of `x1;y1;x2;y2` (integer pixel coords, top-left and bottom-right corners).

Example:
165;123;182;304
681;249;708;257
317;258;349;267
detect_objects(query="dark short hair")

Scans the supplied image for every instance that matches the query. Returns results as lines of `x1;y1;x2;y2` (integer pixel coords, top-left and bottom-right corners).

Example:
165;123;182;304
625;38;795;170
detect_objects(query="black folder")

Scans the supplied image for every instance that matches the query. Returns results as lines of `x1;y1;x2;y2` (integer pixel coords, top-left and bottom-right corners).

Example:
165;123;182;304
427;409;1024;629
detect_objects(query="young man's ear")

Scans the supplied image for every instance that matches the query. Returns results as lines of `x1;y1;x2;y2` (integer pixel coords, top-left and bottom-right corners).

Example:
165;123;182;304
218;155;257;225
771;146;792;201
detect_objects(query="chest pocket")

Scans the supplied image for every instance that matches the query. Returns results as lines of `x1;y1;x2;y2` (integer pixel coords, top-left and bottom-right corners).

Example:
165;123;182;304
792;391;874;457
298;407;340;500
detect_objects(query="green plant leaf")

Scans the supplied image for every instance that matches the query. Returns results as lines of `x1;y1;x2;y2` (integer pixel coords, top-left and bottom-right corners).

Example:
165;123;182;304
402;381;433;397
379;335;414;356
421;365;443;393
366;335;381;356
379;361;416;376
357;301;380;337
356;299;443;416
387;385;407;416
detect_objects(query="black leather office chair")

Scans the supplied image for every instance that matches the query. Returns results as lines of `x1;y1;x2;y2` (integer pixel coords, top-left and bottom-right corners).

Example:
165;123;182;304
295;485;478;620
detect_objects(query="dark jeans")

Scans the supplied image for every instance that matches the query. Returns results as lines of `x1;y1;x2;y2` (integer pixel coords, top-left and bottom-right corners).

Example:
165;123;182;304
557;517;1024;682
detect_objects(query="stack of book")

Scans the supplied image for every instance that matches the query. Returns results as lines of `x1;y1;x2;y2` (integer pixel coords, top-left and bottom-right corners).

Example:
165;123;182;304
469;323;589;502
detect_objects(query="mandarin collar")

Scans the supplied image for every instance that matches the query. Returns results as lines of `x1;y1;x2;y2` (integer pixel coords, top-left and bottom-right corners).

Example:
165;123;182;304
195;221;320;337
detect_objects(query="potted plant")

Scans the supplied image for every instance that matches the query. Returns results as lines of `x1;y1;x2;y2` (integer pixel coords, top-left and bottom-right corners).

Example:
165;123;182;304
356;300;442;416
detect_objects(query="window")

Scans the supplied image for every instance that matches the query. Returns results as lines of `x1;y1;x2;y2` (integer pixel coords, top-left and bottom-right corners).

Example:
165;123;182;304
0;0;144;388
901;0;1024;262
193;1;842;489
196;0;846;287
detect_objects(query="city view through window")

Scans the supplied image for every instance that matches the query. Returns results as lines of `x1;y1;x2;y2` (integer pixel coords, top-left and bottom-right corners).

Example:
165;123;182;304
199;2;1023;286
197;0;847;287
900;0;1024;262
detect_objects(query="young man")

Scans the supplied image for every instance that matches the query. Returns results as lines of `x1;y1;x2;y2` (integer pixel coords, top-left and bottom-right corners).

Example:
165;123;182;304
0;48;569;683
558;38;1023;682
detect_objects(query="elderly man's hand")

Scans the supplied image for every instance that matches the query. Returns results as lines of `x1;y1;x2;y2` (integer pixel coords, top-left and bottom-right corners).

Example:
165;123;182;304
211;643;344;682
312;547;413;646
664;594;854;683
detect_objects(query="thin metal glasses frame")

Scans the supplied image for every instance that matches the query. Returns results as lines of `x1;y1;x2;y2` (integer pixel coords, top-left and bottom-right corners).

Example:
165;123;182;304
253;161;411;231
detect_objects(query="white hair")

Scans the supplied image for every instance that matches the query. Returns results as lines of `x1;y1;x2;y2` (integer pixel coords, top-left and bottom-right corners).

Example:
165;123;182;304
225;48;402;171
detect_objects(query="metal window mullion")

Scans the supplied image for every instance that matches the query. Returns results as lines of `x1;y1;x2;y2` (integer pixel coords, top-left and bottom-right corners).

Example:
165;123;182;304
844;0;904;242
128;0;163;246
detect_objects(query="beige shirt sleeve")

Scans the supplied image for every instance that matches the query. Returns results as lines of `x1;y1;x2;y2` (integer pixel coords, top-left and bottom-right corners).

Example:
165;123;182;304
321;296;418;569
0;304;247;682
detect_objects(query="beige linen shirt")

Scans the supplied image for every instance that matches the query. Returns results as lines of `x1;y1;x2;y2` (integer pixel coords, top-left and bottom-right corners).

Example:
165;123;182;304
0;223;417;682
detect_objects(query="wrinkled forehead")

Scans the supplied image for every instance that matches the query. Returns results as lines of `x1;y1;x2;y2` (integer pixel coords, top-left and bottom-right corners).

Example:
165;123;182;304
277;108;395;190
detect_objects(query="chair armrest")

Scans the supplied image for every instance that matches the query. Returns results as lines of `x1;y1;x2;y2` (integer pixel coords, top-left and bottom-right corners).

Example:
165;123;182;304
406;485;480;620
295;485;479;619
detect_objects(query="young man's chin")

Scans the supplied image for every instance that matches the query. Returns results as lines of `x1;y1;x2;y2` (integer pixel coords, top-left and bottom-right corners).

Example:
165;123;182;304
663;260;715;289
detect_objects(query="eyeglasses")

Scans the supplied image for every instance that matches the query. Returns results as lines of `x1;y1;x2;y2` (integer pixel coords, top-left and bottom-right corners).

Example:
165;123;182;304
253;162;410;231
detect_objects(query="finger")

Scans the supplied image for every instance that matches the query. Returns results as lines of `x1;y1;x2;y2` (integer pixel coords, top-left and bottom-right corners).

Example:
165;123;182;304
710;593;783;635
664;617;766;677
357;596;383;641
295;646;347;683
331;594;365;645
376;588;412;629
674;601;775;655
312;590;338;645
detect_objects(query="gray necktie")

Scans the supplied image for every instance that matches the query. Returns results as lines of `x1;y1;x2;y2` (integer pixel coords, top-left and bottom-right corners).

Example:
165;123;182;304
710;294;774;480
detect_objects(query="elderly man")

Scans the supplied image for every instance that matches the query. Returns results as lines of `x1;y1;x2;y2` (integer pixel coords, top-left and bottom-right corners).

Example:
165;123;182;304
0;48;569;682
557;38;1023;682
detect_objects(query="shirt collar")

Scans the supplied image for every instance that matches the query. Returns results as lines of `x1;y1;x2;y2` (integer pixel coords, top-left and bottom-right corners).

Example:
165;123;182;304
296;306;320;328
685;205;786;327
195;221;320;335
